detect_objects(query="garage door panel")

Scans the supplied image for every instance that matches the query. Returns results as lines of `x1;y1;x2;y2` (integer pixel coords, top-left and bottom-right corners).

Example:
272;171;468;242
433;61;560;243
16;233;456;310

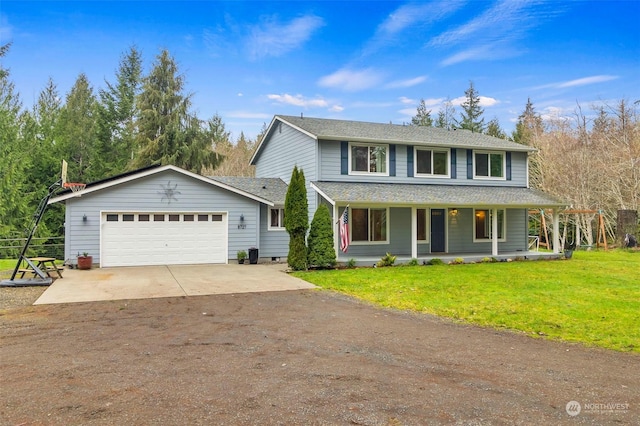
102;212;227;267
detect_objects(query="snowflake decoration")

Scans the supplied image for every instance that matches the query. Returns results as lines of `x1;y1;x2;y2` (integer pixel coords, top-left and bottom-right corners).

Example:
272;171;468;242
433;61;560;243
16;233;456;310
158;180;181;204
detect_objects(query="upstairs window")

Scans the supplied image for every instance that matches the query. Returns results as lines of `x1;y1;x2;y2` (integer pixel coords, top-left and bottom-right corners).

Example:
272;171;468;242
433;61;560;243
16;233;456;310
474;151;505;179
350;143;388;175
415;148;449;177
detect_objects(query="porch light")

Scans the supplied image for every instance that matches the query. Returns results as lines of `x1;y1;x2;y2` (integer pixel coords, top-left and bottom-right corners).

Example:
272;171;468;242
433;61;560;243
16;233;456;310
83;214;87;222
449;208;458;217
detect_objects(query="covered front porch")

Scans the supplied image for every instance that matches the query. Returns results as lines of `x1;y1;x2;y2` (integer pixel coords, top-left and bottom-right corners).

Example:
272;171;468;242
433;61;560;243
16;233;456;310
311;181;567;261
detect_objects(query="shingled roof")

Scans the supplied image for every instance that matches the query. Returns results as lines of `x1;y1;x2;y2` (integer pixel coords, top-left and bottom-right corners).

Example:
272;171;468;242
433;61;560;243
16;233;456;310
209;176;288;205
311;181;565;208
275;115;535;152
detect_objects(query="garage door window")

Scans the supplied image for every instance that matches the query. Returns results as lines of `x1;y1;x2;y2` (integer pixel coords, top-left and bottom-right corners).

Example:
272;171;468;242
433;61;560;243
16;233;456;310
184;214;194;222
212;214;223;222
154;214;165;221
123;214;134;222
106;214;118;222
169;214;180;222
139;214;149;221
198;214;208;221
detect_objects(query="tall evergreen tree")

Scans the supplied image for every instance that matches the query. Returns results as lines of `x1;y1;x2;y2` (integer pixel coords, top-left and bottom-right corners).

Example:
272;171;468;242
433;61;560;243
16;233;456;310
307;204;336;268
486;117;507;139
284;166;309;271
133;49;221;173
0;45;31;237
411;98;433;127
435;98;456;129
456;81;485;133
57;73;98;182
96;46;143;177
511;98;543;145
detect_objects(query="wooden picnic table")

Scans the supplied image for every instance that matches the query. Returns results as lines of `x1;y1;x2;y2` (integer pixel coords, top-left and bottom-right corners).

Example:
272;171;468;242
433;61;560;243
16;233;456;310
18;257;64;279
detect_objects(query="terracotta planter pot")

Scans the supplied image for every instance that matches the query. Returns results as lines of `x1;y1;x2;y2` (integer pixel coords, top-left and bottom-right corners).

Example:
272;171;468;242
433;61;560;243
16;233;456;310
77;256;93;270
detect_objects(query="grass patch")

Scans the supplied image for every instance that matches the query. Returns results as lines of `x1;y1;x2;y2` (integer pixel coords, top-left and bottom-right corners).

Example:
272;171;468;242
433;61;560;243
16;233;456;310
293;250;640;352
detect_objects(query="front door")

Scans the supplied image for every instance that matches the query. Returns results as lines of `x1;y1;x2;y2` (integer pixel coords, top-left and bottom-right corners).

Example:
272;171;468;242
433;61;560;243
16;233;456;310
431;209;445;253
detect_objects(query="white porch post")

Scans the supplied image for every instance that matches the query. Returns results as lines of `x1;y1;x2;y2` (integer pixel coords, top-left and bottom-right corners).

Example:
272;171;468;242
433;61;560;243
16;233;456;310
411;207;418;259
553;209;560;254
333;204;339;257
491;207;499;256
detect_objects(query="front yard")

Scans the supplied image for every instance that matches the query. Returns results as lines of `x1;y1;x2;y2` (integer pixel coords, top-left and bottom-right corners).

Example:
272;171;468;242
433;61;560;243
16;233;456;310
293;250;639;352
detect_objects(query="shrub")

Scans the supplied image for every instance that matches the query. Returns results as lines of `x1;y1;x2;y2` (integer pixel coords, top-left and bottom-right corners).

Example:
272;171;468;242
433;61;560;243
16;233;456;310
307;204;336;269
376;252;397;267
407;258;419;266
450;257;465;265
425;258;444;266
284;166;309;271
346;258;357;268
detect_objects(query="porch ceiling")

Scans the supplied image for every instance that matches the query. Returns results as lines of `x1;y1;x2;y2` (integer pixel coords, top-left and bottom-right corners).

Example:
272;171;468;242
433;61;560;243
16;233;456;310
311;181;566;208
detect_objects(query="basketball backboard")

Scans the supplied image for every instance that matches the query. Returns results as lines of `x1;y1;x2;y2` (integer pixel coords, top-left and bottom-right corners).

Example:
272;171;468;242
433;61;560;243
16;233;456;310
61;159;68;186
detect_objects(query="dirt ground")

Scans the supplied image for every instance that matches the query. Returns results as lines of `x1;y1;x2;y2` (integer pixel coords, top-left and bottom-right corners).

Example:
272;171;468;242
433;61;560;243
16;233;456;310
1;287;638;425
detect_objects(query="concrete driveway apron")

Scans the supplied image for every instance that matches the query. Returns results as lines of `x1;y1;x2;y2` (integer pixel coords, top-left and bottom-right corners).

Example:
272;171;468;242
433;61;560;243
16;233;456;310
34;264;315;305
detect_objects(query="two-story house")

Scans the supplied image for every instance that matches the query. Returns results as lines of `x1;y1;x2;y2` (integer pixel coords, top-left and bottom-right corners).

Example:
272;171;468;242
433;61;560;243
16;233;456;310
50;115;564;267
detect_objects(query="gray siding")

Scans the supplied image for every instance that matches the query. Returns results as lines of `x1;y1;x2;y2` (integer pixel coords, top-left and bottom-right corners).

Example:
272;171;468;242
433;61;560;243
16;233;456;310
447;208;528;253
258;204;289;259
319;142;529;187
63;170;261;265
255;121;319;222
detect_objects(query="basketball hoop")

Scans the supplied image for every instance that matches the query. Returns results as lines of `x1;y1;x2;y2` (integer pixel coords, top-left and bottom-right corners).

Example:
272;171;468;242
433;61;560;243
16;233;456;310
63;182;86;194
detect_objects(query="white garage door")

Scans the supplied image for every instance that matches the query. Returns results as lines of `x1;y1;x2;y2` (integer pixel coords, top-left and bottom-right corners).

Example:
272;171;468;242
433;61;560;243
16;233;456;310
101;212;227;267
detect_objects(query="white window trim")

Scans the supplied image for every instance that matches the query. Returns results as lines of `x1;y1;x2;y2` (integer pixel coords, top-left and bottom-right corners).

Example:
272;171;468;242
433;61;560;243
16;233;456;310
473;208;507;242
348;142;390;176
349;206;390;245
473;150;506;180
416;208;430;243
268;207;285;231
414;147;450;178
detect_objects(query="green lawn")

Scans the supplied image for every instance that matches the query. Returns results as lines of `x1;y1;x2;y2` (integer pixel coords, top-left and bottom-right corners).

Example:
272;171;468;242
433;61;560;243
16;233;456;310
293;250;640;352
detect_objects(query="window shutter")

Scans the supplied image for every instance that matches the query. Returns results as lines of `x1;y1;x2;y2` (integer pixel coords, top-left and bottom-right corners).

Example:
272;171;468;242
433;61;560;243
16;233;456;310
341;141;348;175
451;149;457;179
506;152;512;180
407;145;414;177
389;144;396;176
467;149;473;179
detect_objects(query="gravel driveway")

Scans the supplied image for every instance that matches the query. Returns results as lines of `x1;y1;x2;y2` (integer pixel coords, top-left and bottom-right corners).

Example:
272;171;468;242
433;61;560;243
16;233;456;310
1;288;637;425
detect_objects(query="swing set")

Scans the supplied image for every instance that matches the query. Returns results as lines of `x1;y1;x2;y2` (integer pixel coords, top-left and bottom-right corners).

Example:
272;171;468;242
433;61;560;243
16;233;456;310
529;209;607;251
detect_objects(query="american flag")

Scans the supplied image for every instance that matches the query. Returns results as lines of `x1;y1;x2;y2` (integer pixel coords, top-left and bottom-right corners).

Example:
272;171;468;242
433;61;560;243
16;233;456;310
339;207;349;253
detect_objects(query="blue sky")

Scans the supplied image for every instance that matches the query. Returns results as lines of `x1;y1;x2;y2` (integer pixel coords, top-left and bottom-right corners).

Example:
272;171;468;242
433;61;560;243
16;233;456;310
1;1;639;140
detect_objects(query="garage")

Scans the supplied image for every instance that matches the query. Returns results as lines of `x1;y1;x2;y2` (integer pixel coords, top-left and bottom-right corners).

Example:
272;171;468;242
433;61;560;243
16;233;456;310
101;212;227;267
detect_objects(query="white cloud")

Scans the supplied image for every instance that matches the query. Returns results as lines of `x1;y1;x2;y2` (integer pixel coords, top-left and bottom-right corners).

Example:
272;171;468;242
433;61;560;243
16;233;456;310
537;75;619;89
450;96;499;107
399;96;415;105
318;68;384;92
399;107;418;117
385;75;427;89
0;13;13;40
247;15;324;60
423;97;446;107
267;93;329;108
330;105;344;112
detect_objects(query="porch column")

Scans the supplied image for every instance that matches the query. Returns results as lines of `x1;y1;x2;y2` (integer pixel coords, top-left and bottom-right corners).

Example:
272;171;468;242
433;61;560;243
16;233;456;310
491;207;499;256
411;207;418;259
333;204;339;257
552;208;560;254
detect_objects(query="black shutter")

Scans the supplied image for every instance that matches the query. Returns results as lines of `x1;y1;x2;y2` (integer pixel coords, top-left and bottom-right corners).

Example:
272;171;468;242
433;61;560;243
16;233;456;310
467;149;473;179
450;149;457;179
389;144;396;176
407;145;414;177
341;141;348;175
506;152;512;180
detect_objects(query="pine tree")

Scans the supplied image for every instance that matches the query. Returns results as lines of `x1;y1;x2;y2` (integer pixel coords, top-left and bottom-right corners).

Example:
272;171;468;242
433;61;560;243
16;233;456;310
133;49;221;173
57;73;98;182
95;46;142;177
511;98;543;145
284;166;309;270
486;118;507;139
456;81;485;133
435;98;456;129
307;204;336;268
411;99;433;127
